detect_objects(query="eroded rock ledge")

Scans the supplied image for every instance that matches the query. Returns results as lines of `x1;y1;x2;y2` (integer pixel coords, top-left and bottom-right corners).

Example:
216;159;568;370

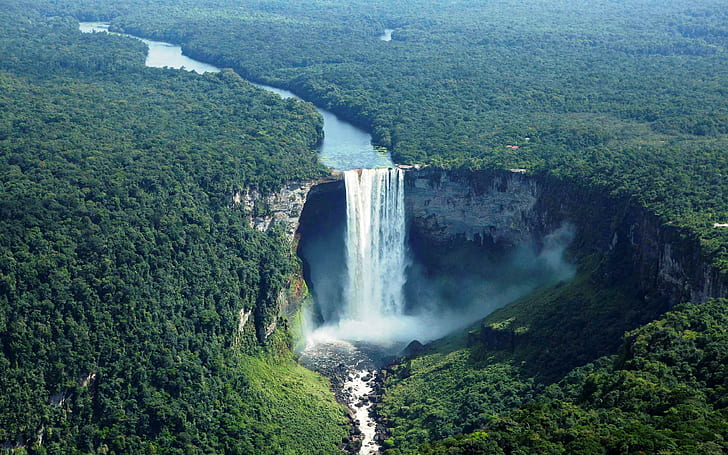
233;173;344;242
231;174;344;343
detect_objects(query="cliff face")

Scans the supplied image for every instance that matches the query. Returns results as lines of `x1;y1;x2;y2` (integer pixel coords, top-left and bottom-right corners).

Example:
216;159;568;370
609;206;727;305
232;176;344;342
231;181;315;343
267;167;725;344
404;169;543;247
401;167;726;306
234;181;315;241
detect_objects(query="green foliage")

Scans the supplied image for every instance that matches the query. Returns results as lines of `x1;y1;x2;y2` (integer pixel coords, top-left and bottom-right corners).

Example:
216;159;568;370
4;0;728;453
380;350;536;454
47;0;726;274
0;5;345;453
426;299;728;454
205;337;349;455
378;263;651;453
470;259;653;382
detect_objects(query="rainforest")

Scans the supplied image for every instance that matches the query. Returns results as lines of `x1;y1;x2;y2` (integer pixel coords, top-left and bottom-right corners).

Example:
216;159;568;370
1;0;727;454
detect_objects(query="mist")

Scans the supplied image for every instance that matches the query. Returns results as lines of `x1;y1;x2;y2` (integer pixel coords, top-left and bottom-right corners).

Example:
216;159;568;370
300;219;576;348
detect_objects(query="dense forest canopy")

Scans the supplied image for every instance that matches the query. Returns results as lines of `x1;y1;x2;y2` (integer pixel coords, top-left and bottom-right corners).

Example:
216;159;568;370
2;0;728;453
23;0;727;274
1;2;346;453
409;298;728;454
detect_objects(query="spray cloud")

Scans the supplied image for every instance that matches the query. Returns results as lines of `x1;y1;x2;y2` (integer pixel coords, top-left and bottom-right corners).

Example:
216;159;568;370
302;170;575;348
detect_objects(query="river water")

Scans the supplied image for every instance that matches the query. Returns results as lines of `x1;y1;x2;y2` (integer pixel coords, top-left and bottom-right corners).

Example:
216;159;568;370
80;22;390;453
79;22;391;171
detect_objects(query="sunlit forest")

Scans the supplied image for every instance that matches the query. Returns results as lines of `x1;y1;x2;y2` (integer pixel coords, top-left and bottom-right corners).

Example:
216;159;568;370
2;0;727;453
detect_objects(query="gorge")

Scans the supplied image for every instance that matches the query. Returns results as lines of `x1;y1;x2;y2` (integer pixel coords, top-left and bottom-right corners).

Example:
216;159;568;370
296;167;726;336
298;169;577;346
68;13;728;454
78;23;721;357
85;21;728;451
287;162;727;452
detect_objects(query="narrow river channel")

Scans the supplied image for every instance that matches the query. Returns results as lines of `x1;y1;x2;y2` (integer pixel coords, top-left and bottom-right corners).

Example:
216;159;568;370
80;22;390;454
79;22;392;172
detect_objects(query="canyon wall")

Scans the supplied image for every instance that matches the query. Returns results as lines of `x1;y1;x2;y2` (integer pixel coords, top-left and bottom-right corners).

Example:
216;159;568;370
233;175;344;342
402;167;726;306
254;167;726;343
404;169;545;247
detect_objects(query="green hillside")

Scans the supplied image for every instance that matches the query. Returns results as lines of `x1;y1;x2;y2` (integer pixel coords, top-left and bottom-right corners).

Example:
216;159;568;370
417;298;728;454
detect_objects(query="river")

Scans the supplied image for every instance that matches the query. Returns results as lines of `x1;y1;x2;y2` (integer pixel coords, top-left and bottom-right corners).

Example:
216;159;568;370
79;21;388;454
79;22;392;172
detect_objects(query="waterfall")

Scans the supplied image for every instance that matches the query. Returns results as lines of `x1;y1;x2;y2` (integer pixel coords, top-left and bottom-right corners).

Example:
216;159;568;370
343;168;407;320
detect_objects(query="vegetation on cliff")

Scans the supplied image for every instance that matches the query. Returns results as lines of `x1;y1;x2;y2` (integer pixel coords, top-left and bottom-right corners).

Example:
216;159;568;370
417;298;728;455
379;263;639;452
381;268;728;454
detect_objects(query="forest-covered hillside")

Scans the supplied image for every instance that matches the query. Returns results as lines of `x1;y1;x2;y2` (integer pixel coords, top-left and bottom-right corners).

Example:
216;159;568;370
29;0;727;276
413;298;728;454
0;2;347;453
3;0;728;454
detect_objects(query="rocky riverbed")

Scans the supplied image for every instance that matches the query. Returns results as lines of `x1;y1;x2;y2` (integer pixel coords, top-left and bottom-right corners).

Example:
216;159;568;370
299;339;395;454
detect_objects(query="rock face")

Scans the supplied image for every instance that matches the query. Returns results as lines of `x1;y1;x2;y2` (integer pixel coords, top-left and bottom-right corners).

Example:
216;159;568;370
235;180;316;241
267;167;725;345
404;168;542;247
231;174;343;343
401;167;726;306
399;340;425;358
607;205;727;306
232;173;343;243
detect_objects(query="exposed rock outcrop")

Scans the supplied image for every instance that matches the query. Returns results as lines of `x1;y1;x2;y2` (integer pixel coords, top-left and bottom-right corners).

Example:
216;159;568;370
231;174;344;344
399;340;425;358
234;182;311;239
232;173;343;242
401;167;726;306
405;168;541;247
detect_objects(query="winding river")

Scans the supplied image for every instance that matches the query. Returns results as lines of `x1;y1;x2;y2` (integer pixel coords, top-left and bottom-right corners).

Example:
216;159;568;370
79;22;392;171
80;22;387;454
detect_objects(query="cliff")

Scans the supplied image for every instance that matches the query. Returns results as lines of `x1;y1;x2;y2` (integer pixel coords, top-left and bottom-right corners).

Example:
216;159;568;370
404;168;542;247
232;175;344;342
252;167;726;344
403;167;726;306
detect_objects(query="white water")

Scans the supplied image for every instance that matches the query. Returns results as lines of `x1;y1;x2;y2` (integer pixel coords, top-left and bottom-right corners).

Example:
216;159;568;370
298;338;384;455
309;168;410;345
346;369;379;455
344;168;407;319
304;169;408;454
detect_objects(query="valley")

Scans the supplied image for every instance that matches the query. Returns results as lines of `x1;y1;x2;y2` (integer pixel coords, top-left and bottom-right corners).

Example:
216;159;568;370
2;1;727;454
